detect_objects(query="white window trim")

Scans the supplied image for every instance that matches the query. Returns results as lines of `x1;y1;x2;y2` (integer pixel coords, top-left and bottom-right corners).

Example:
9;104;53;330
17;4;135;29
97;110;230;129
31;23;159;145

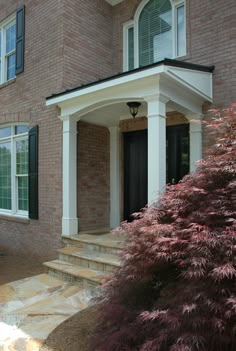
123;0;186;71
0;124;29;218
123;20;134;72
0;14;16;84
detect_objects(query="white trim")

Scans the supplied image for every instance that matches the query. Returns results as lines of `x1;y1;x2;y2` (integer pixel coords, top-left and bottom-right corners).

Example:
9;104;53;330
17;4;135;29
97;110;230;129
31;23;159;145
109;126;121;228
0;123;29;217
133;0;151;68
188;115;203;171
47;64;213;121
174;1;186;57
123;20;134;72
47;65;164;106
146;95;168;204
60;115;78;236
0;14;16;84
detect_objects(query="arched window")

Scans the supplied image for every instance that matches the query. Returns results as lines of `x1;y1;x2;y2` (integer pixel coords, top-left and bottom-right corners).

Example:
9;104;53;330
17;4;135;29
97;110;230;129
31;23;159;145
139;0;172;66
123;0;186;71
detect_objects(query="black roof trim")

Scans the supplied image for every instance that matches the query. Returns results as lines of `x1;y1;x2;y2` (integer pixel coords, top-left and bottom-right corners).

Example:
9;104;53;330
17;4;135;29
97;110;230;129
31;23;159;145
46;58;215;101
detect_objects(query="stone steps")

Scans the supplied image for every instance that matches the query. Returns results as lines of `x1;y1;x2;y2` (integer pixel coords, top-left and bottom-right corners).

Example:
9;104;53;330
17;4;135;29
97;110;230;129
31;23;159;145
62;233;125;255
58;247;121;273
43;260;108;288
44;232;125;288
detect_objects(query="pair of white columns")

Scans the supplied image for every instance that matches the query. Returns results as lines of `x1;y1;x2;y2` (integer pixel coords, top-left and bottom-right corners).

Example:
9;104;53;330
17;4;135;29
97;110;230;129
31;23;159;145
60;97;202;236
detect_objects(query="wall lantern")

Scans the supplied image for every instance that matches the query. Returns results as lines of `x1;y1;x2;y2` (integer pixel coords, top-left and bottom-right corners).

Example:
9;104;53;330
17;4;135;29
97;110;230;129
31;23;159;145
127;102;141;118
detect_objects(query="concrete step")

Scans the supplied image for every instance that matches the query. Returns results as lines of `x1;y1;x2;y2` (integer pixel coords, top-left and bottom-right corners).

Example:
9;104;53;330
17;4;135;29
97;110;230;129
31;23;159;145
62;233;125;255
44;260;108;288
58;247;121;273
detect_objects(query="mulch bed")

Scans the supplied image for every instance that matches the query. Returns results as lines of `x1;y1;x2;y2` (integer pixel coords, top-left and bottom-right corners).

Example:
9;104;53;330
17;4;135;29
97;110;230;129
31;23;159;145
40;305;99;351
0;254;45;285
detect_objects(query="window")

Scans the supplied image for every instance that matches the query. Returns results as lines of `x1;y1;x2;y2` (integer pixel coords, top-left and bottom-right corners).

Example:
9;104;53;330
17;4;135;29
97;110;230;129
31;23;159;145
0;6;25;83
123;0;186;71
0;124;29;216
0;16;16;83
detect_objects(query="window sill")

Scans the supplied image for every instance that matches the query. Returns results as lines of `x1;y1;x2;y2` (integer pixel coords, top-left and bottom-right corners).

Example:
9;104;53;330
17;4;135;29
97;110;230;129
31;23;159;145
176;54;192;61
0;213;29;224
0;78;16;90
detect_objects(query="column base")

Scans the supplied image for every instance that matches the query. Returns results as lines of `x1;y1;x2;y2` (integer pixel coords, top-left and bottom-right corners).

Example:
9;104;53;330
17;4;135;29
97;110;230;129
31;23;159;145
62;217;78;236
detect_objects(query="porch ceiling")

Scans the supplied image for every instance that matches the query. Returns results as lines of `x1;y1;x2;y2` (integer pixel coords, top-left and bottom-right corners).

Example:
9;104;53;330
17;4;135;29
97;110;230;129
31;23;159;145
46;59;214;127
104;0;124;5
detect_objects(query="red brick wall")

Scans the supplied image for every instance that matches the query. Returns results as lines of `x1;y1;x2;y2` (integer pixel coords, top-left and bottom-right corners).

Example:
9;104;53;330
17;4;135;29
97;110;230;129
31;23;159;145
62;0;114;89
1;0;235;259
0;0;65;259
112;0;236;107
77;122;110;231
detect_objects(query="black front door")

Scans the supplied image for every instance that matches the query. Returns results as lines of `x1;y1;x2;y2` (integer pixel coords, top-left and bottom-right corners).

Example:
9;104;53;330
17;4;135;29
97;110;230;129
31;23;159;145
166;124;190;184
124;130;147;221
123;124;190;220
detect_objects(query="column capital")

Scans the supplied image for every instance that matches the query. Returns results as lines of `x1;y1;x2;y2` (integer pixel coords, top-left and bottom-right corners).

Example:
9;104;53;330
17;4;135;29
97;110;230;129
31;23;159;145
186;113;204;121
146;93;168;119
108;126;120;133
189;119;202;133
60;115;78;134
144;93;170;104
59;114;80;122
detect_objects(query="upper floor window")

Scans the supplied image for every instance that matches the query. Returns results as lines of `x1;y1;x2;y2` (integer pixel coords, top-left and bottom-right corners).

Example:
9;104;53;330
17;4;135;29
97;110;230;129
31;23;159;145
123;0;186;71
0;124;29;216
0;6;25;84
0;16;16;83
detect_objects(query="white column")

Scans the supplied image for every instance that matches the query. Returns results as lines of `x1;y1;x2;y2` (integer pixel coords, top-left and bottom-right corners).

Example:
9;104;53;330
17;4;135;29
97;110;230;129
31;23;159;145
189;116;203;172
146;94;168;204
109;126;121;228
60;115;78;236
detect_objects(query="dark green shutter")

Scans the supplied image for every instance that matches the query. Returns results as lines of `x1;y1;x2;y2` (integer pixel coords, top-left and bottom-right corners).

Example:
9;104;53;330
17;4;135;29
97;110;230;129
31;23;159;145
16;5;25;75
28;126;39;219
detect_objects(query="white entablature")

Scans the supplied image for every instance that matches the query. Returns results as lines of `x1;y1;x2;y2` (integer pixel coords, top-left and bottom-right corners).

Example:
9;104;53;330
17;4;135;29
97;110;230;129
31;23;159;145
46;60;213;123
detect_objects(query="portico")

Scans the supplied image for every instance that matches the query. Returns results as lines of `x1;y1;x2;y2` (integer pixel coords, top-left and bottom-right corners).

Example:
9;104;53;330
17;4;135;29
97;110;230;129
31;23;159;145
46;59;213;236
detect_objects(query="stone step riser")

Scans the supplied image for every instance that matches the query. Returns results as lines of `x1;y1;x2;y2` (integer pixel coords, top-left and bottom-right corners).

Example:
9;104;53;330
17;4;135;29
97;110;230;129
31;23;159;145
62;238;123;255
47;268;100;289
58;252;117;273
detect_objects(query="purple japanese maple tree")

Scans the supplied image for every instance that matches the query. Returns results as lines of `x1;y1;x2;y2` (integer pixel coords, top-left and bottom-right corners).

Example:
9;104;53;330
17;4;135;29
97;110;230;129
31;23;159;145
92;107;236;351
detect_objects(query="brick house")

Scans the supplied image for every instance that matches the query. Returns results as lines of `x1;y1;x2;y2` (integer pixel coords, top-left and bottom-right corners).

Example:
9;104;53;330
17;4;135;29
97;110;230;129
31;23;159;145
0;0;235;260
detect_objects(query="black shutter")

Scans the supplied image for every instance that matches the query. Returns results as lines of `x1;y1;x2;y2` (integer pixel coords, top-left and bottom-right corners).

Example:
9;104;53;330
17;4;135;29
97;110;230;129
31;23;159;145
28;126;39;219
16;5;25;75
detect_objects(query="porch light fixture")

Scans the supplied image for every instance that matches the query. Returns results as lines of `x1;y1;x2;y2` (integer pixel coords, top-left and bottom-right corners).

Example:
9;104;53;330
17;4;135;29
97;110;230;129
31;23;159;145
127;102;141;118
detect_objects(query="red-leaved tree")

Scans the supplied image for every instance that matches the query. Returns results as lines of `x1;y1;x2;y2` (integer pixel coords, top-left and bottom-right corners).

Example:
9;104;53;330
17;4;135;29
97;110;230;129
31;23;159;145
92;107;236;351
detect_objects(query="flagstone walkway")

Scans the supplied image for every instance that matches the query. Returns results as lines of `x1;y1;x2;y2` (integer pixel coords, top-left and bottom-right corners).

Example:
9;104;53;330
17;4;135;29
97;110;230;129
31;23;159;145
0;273;98;351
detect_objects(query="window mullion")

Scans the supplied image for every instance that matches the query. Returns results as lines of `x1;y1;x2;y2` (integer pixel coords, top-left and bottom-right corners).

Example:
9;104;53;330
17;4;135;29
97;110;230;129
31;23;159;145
5;49;16;57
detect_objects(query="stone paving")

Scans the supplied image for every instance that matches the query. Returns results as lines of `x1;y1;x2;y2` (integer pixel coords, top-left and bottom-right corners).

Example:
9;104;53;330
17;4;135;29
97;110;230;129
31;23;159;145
0;232;124;350
0;274;98;351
